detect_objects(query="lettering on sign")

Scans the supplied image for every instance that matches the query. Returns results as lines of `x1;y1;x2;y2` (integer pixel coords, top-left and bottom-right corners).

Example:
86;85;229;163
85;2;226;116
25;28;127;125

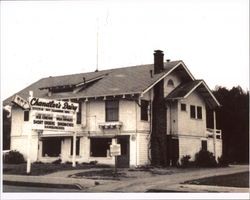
29;97;79;112
110;144;121;157
11;95;30;110
29;97;79;132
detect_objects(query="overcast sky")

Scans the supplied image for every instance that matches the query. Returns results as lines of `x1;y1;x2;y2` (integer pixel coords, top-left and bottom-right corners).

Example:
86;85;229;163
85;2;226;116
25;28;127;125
1;0;249;100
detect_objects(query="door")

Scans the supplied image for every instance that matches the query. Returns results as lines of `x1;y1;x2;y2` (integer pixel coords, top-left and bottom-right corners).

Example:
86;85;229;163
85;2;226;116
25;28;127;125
117;135;130;168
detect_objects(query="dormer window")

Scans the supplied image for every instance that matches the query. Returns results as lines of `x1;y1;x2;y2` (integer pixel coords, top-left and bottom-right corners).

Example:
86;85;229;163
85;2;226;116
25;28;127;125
167;79;174;87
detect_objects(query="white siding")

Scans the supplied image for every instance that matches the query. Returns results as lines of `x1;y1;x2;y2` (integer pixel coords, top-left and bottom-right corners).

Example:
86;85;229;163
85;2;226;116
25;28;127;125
137;133;150;165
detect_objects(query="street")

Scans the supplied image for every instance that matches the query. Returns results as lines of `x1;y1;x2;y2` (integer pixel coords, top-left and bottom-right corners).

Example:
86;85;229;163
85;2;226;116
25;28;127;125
3;184;80;192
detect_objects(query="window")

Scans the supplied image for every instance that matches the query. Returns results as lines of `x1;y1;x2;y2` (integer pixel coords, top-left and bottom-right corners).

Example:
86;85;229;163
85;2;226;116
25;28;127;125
42;138;61;157
167;79;174;87
76;102;82;124
141;100;149;121
201;140;207;151
181;103;186;111
24;110;29;121
90;138;112;157
105;100;119;122
197;106;202;119
190;105;196;118
70;137;80;156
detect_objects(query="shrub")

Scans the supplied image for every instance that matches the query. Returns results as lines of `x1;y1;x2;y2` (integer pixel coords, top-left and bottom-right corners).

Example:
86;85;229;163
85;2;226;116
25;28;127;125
33;161;44;164
218;155;229;167
195;150;217;167
3;150;25;164
180;155;191;168
89;160;98;165
52;159;61;164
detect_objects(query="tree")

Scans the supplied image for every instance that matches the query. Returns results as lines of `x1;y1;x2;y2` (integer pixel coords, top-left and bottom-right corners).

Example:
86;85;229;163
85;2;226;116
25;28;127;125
3;108;11;150
207;86;249;163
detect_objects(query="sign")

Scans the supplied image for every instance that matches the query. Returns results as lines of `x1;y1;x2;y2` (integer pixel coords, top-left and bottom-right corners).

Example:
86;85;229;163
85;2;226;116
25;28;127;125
11;95;30;110
29;97;79;132
29;97;79;112
110;144;121;156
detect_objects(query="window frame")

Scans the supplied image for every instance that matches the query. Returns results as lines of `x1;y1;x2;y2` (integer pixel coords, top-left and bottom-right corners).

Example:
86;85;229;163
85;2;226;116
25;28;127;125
24;110;29;121
197;106;202;119
105;100;119;122
190;105;196;119
70;137;80;156
181;103;187;112
141;100;149;121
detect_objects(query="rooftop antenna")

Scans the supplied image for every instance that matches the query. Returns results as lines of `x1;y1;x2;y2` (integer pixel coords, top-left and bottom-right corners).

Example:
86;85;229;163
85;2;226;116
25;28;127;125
95;18;99;72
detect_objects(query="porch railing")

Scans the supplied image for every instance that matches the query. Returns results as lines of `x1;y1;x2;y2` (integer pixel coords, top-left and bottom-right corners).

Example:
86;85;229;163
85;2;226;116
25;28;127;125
206;128;222;139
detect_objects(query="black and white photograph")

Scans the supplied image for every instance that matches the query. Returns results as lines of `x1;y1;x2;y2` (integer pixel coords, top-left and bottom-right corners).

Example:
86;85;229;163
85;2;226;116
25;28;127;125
1;0;249;199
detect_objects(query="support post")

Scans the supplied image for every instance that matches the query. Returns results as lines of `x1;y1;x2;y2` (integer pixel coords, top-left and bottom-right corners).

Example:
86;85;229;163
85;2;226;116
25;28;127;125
26;90;33;174
72;132;77;167
213;110;217;161
26;128;32;174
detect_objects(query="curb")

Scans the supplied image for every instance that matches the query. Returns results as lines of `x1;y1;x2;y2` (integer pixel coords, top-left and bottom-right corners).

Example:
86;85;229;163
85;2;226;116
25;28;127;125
3;180;82;190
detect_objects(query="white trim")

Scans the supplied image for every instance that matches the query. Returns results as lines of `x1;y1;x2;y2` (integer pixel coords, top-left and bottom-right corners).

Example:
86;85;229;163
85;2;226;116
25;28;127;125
141;61;195;95
184;80;221;107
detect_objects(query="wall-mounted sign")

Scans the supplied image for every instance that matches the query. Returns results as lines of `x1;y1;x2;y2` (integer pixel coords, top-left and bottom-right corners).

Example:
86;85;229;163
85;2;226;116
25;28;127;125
110;144;121;156
29;97;79;112
29;97;79;132
11;95;30;110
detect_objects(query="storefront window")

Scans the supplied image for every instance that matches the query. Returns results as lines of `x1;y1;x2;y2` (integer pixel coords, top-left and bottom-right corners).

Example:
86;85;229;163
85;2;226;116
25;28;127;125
42;138;61;157
90;138;112;157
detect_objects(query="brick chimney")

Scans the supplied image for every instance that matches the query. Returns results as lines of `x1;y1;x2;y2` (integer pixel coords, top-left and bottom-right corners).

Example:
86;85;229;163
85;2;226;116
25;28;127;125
154;50;164;74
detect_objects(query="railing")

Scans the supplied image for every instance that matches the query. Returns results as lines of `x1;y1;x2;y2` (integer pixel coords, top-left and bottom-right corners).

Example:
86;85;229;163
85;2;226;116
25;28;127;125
98;121;123;129
206;128;222;139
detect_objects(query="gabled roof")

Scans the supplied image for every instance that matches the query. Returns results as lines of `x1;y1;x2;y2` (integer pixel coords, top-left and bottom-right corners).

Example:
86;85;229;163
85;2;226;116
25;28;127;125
4;60;195;106
166;80;220;109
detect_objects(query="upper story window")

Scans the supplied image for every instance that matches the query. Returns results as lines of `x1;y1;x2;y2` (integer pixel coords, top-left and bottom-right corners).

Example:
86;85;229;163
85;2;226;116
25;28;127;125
190;105;202;119
197;106;202;119
167;79;174;87
181;103;186;111
76;102;82;124
24;110;29;121
190;105;196;118
141;100;149;121
105;100;119;122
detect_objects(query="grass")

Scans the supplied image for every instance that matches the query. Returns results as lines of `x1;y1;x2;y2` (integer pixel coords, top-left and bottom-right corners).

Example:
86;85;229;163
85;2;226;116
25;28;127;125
69;169;129;180
184;171;249;188
3;163;111;176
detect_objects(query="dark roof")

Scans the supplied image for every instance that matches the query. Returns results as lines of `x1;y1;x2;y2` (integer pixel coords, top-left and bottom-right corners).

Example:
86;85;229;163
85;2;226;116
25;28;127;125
166;80;221;109
3;61;184;106
166;80;202;99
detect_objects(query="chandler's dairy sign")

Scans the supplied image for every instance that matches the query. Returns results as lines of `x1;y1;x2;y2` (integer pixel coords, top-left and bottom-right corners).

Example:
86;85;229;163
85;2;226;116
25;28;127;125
29;97;79;112
29;97;79;132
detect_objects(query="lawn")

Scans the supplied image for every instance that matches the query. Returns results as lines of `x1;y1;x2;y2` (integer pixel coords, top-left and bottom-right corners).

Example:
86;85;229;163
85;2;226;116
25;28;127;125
3;163;111;176
184;171;249;188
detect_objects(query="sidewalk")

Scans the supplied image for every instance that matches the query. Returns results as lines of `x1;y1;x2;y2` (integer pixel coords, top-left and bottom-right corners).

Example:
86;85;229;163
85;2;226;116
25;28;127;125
3;165;249;192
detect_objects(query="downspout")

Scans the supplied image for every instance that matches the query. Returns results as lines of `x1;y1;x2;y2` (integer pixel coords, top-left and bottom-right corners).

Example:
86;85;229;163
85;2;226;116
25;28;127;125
135;100;138;166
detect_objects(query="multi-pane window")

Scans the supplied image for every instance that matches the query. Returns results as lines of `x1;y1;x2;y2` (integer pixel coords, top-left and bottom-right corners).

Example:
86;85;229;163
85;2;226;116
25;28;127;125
190;105;196;119
105;100;119;122
141;100;149;121
24;110;29;121
181;103;186;111
70;137;80;156
197;106;202;119
190;105;202;119
76;102;82;124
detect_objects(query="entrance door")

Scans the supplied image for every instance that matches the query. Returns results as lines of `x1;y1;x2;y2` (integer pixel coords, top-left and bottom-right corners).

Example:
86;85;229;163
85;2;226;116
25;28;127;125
117;136;130;168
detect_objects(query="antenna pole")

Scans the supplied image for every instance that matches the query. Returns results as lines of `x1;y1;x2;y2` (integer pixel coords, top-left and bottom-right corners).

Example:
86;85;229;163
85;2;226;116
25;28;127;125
96;18;99;72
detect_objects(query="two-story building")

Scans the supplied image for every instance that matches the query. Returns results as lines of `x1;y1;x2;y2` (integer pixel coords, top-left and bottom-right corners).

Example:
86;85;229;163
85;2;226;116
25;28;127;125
3;50;222;167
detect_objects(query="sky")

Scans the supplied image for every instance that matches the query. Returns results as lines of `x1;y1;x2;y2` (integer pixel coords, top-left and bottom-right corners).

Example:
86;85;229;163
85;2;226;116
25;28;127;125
1;0;249;100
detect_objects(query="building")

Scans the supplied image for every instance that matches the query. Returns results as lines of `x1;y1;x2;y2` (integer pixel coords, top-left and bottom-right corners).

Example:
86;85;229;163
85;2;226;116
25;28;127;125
3;50;222;167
